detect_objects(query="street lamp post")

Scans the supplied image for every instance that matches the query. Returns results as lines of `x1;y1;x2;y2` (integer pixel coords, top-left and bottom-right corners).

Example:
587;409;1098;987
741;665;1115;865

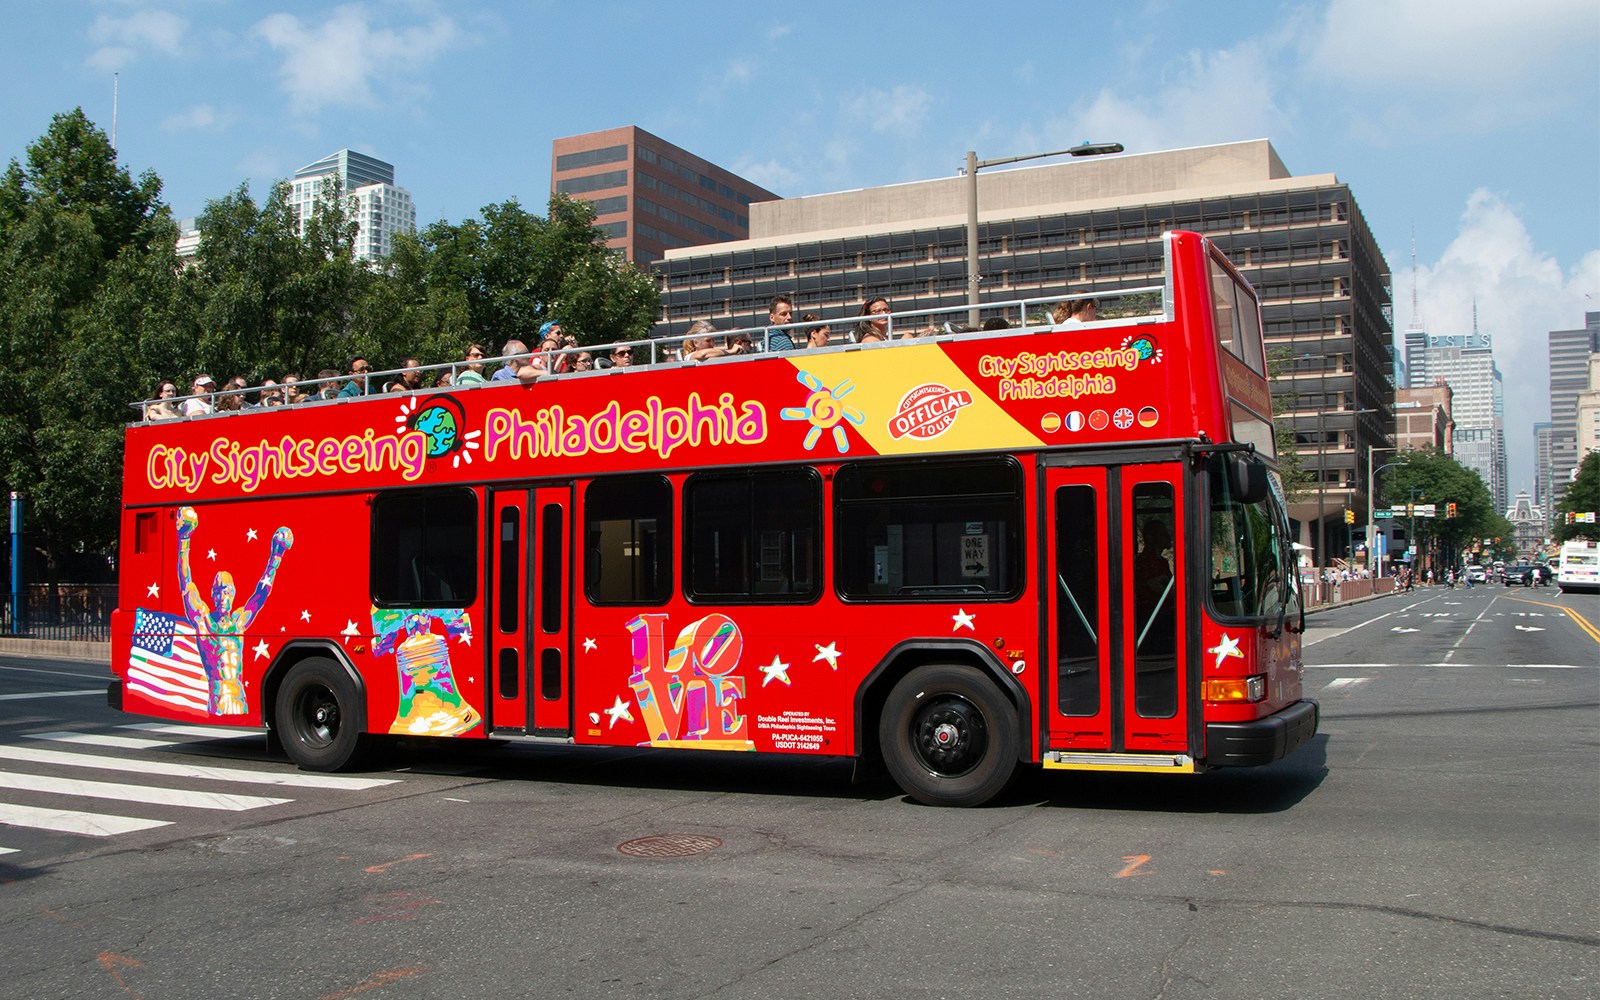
1367;447;1397;577
1314;406;1376;582
965;141;1123;326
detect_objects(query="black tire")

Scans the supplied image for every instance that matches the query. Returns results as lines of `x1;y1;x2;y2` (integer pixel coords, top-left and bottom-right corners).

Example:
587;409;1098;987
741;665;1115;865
274;657;366;771
878;664;1019;807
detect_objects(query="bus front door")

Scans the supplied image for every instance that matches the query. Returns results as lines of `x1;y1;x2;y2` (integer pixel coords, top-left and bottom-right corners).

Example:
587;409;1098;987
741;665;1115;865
489;486;573;736
1045;462;1192;762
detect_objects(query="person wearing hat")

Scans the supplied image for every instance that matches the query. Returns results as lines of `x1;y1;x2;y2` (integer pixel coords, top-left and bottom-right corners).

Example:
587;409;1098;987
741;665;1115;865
182;374;216;417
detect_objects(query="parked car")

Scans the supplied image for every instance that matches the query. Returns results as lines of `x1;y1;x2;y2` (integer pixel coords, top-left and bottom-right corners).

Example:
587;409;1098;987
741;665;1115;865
1503;564;1536;586
1465;565;1488;583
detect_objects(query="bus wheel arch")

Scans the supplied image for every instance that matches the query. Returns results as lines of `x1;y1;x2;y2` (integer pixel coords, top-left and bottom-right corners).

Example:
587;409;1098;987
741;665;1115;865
263;643;370;771
859;643;1030;807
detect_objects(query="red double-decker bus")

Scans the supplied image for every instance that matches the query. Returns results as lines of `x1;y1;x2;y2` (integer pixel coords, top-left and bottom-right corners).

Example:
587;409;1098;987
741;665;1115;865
109;230;1315;806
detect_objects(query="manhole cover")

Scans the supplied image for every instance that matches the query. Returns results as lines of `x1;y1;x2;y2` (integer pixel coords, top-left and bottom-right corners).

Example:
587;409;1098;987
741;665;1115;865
616;834;723;858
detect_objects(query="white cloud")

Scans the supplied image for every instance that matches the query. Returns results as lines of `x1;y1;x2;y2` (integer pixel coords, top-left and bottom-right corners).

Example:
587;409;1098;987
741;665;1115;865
1059;41;1287;155
86;10;187;72
1392;189;1600;489
733;157;804;195
766;24;792;41
844;84;934;135
253;4;463;114
162;103;235;133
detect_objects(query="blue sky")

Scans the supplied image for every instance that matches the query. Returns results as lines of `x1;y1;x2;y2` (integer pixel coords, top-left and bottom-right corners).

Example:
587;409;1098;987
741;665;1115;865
4;0;1597;495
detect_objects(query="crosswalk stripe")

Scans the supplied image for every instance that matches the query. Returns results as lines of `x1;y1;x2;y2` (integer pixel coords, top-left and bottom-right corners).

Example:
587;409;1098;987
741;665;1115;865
30;732;189;752
1323;677;1372;691
0;770;291;811
0;690;104;702
0;745;398;790
0;803;173;837
0;846;18;855
119;723;265;740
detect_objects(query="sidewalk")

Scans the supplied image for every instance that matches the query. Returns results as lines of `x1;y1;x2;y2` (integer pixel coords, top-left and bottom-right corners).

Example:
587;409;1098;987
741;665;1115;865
0;637;110;663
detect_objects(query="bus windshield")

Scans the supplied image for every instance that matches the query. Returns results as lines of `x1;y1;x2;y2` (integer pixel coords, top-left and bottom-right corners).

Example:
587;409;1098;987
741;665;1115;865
1207;454;1288;619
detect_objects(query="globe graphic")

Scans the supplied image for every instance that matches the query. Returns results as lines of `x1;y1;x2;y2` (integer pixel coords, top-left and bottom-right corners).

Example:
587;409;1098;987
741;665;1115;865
412;404;460;458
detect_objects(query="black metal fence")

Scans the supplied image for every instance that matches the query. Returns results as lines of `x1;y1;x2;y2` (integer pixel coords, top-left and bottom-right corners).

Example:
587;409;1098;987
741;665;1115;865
2;584;116;642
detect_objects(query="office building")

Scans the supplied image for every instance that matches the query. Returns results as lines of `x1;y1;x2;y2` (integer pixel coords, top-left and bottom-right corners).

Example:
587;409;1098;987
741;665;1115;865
1533;421;1553;514
1394;384;1454;454
1577;354;1600;464
291;149;416;262
654;139;1393;559
550;126;780;267
1404;332;1506;510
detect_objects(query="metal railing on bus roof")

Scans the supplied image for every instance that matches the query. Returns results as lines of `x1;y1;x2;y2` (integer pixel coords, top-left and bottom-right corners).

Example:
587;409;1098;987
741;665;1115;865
132;285;1168;422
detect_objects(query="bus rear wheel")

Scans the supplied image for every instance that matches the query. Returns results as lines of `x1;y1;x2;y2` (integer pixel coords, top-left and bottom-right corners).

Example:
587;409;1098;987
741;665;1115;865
879;665;1018;807
274;658;366;771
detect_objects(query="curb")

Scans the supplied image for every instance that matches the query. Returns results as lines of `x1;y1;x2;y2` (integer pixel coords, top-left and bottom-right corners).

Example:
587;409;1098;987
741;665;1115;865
0;638;110;664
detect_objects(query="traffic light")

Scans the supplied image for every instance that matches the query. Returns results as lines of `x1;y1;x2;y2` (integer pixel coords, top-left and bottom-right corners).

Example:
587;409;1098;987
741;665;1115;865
1343;509;1355;524
1446;502;1457;519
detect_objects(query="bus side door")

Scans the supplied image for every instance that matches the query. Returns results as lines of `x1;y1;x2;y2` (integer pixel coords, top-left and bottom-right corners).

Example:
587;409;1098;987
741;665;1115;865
489;485;573;736
1044;461;1191;755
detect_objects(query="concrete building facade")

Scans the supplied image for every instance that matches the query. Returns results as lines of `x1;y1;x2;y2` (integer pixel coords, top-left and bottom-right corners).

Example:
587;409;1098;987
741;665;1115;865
654;139;1394;562
1405;332;1507;511
551;126;779;267
1547;312;1600;517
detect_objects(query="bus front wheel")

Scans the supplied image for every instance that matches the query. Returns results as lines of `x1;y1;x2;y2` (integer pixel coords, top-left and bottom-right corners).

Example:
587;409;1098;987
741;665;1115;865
879;665;1018;807
274;658;366;771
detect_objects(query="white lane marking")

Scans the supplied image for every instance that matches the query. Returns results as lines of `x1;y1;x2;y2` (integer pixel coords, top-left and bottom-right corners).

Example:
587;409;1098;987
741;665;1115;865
0;664;109;681
1445;594;1499;663
1306;663;1592;669
29;732;178;751
0;846;17;855
0;770;290;811
0;803;172;837
119;723;266;740
0;746;398;790
1323;677;1372;691
0;690;103;701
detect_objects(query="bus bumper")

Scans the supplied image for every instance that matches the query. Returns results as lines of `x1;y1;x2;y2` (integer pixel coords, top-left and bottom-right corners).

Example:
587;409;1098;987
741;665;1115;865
107;680;123;711
1204;699;1318;767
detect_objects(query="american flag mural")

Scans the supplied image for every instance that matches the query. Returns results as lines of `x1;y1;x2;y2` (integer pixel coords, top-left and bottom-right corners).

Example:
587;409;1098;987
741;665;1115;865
128;608;209;715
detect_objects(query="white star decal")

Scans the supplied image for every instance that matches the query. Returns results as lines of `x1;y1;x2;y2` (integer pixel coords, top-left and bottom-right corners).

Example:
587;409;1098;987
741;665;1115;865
581;637;597;653
1207;633;1244;668
340;620;361;645
951;608;975;632
246;528;258;542
206;548;217;561
252;639;270;660
455;630;473;646
603;695;634;727
812;642;841;670
759;655;792;687
146;582;160;598
300;610;312;622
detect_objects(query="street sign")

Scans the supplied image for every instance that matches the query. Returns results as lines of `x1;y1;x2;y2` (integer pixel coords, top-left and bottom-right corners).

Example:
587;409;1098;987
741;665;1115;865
1415;504;1436;517
1374;510;1395;519
1389;505;1408;513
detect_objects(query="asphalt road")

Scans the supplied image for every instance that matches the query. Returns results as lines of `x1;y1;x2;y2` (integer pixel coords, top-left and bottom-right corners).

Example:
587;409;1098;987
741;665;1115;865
1;586;1596;999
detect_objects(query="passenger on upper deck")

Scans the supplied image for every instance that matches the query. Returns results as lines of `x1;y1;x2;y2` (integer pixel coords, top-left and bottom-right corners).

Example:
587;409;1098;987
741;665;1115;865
982;317;1011;331
607;343;636;369
338;357;371;397
765;294;797;351
281;373;304;404
682;319;732;361
538;322;574;374
571;351;595;371
182;375;216;417
491;340;532;383
455;345;488;386
386;358;424;393
1055;298;1098;325
144;381;180;421
855;298;891;342
315;369;341;401
802;313;831;348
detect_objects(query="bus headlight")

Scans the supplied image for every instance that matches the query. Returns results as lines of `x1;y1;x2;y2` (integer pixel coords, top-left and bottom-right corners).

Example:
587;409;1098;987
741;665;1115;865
1205;675;1267;703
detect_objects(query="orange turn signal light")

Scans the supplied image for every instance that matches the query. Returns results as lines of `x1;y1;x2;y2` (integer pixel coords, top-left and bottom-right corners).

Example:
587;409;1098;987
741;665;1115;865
1204;675;1266;703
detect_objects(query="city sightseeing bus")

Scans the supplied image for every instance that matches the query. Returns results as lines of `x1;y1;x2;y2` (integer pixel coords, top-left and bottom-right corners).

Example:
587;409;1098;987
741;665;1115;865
108;229;1315;807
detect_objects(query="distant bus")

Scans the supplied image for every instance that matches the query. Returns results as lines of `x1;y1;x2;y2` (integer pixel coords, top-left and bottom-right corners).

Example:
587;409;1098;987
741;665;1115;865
109;230;1316;807
1555;540;1600;594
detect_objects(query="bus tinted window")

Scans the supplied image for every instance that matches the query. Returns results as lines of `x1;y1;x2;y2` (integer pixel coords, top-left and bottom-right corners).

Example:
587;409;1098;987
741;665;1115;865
685;469;820;602
1207;454;1285;620
835;458;1022;600
585;476;672;605
371;488;478;607
1210;254;1264;376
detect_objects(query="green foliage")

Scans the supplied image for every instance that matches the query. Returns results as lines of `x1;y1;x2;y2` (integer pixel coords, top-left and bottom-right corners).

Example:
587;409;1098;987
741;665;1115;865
1554;451;1600;543
1265;346;1310;502
1377;448;1498;565
0;109;664;579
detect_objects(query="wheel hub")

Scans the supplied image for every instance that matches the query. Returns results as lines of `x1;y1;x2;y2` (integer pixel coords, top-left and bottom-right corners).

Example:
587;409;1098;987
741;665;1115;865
912;697;988;777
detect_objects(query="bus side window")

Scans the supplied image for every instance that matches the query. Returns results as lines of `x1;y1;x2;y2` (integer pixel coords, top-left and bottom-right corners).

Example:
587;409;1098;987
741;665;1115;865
371;488;478;607
585;475;673;605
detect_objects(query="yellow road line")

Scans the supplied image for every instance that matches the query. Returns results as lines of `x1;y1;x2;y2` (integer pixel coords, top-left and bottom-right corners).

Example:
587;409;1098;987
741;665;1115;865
1503;595;1600;643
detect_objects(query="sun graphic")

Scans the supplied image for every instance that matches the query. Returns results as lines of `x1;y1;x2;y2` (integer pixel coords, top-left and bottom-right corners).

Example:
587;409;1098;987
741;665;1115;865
779;371;865;453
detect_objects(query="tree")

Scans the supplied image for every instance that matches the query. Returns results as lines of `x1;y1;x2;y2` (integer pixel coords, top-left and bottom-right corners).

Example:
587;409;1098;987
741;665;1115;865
1377;448;1496;568
1266;346;1311;503
1554;451;1600;544
0;109;174;581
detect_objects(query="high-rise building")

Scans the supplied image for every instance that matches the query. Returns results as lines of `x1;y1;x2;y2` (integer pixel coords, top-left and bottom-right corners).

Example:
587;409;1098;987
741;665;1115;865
653;139;1393;560
1547;312;1600;515
291;149;416;262
1406;332;1507;510
550;126;780;267
1533;421;1553;514
1576;354;1600;464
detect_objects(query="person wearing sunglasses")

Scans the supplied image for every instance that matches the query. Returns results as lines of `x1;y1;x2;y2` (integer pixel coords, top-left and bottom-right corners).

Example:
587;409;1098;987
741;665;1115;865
456;344;489;386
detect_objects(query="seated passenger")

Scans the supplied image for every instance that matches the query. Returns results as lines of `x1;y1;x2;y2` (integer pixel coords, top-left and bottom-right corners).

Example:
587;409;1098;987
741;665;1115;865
855;297;891;342
182;374;216;417
144;381;180;421
765;294;797;351
455;345;489;385
801;313;831;348
491;340;533;382
682;319;731;361
386;357;424;393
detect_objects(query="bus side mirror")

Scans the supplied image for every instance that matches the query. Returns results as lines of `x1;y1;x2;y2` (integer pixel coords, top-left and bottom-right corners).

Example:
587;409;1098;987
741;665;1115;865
1228;455;1268;504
